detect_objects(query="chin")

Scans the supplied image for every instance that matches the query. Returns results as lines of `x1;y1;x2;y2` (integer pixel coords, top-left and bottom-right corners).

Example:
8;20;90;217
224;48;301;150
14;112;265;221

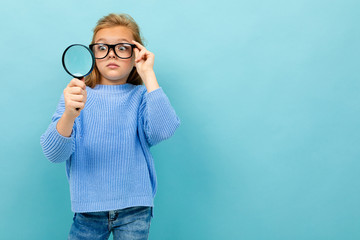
103;74;128;82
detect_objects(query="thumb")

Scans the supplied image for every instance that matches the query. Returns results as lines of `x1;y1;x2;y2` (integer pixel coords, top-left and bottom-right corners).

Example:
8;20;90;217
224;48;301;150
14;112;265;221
134;48;139;59
77;77;86;89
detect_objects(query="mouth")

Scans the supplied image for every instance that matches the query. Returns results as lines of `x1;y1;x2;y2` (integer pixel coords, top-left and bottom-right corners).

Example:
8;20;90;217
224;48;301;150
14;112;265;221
106;63;119;69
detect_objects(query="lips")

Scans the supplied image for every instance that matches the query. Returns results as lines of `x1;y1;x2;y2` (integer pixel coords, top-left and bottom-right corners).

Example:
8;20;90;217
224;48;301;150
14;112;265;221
106;63;119;68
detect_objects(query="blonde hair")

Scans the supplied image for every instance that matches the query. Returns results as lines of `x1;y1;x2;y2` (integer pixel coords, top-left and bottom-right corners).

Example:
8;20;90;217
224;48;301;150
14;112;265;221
85;13;144;88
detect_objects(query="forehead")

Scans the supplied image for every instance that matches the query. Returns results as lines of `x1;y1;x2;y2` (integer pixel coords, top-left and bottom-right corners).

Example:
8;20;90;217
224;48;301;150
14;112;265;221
95;26;134;42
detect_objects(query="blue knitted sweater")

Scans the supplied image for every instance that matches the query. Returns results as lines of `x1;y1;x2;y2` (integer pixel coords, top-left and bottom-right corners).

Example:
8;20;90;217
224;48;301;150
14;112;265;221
40;83;180;215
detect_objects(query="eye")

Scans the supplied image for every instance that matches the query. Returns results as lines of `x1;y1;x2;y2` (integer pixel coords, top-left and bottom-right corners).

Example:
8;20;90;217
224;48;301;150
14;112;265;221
117;44;130;51
97;45;107;51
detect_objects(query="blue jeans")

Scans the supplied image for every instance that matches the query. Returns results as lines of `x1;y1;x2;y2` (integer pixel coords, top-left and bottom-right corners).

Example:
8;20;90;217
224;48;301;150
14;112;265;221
68;206;153;240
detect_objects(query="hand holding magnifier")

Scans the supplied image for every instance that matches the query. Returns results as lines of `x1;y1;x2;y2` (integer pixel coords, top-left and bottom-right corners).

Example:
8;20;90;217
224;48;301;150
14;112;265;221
62;44;95;111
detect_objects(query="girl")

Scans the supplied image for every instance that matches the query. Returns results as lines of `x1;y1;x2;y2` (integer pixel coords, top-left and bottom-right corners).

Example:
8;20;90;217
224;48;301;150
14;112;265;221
40;13;180;240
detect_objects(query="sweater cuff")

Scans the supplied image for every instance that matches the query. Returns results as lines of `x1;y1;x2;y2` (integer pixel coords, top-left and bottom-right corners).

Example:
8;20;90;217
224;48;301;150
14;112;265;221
144;87;165;102
41;119;75;160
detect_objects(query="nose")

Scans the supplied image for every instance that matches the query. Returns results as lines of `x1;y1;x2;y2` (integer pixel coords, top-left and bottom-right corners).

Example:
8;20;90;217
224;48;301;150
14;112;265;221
108;47;116;58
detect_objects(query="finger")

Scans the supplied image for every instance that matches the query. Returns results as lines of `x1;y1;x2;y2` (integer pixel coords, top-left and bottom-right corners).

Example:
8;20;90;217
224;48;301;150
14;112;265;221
141;51;153;63
134;47;140;59
146;52;154;62
71;78;86;89
69;78;86;89
132;40;146;51
72;101;85;110
136;49;147;62
69;87;84;95
70;94;85;102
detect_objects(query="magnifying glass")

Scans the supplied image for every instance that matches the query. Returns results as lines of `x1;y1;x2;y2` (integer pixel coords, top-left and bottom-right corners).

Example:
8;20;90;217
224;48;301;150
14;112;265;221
62;44;95;111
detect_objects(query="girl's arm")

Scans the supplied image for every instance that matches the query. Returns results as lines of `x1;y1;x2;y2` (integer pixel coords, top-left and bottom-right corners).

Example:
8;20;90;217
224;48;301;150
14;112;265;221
57;111;76;137
139;87;181;147
142;70;160;93
133;40;181;146
40;93;76;163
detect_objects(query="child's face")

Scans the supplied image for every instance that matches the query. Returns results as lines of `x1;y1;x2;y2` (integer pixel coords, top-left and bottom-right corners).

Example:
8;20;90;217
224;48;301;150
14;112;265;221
94;26;136;85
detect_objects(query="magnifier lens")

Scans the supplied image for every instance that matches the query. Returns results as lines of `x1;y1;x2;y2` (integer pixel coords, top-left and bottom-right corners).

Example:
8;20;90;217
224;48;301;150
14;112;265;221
62;44;94;78
62;44;95;111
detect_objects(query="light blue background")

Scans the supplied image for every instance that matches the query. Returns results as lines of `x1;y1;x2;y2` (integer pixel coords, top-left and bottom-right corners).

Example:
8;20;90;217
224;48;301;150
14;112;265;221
0;0;359;239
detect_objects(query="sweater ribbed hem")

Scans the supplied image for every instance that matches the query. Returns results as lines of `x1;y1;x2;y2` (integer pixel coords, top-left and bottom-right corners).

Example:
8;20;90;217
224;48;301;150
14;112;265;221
71;195;154;217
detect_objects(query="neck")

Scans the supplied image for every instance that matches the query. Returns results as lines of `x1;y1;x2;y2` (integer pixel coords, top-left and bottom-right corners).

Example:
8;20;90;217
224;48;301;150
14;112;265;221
99;77;127;85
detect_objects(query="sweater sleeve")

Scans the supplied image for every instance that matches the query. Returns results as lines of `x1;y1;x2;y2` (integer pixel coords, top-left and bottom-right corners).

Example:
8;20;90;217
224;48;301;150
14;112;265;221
40;93;76;163
139;87;181;147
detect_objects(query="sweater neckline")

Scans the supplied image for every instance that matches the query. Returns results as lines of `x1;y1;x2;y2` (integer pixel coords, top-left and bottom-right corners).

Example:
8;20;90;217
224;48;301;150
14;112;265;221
91;83;133;93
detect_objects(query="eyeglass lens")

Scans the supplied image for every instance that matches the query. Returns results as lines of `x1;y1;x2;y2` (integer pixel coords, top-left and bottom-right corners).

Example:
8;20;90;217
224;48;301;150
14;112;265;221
92;44;133;59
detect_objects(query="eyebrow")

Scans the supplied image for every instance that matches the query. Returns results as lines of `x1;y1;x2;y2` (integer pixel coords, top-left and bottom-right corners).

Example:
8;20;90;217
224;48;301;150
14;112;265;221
96;38;130;43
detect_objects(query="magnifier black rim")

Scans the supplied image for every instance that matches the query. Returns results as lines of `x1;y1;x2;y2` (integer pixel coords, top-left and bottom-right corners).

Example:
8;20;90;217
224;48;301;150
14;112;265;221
62;44;95;79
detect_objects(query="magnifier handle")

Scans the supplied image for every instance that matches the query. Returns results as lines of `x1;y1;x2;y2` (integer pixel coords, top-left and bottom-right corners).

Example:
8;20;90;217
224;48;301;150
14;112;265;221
75;76;84;111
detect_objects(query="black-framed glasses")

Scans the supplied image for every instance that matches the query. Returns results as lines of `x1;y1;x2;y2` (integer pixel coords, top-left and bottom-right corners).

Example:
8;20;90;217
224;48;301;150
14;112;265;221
89;43;136;59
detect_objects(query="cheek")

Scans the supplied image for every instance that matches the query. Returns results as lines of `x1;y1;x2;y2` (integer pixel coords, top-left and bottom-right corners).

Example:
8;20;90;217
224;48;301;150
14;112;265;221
122;59;135;68
95;60;105;68
127;60;135;67
95;61;109;73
